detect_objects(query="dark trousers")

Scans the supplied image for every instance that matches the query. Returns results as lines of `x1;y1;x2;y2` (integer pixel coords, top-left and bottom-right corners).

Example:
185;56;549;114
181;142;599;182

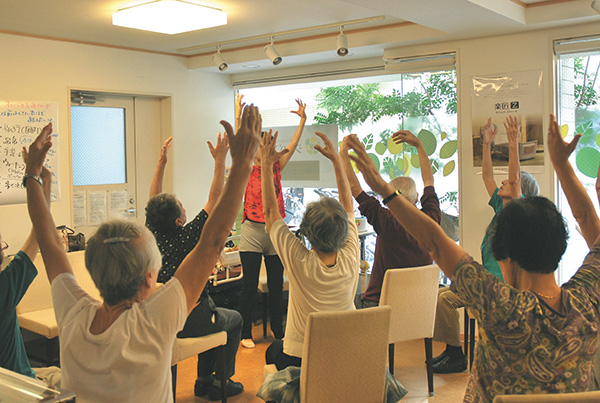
266;339;302;370
238;252;284;340
178;297;243;379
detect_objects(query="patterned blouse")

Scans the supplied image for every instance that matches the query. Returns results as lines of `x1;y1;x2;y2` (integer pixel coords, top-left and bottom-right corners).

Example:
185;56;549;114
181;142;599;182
451;247;600;402
148;209;209;283
243;161;286;223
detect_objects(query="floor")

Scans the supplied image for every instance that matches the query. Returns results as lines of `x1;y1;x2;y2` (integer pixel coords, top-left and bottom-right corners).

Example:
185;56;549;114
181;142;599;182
174;324;470;403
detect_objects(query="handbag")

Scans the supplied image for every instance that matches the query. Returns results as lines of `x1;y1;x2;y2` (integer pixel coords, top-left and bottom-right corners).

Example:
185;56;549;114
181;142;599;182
56;225;86;252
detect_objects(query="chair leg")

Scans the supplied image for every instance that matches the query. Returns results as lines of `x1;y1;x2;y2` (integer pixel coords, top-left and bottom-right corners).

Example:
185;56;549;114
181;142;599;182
217;345;228;403
469;318;476;371
388;343;395;375
463;308;469;358
425;338;434;396
262;292;268;339
171;364;177;402
46;337;58;366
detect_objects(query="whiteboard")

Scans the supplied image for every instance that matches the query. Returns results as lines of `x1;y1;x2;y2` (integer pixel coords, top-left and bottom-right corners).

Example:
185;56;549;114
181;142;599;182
264;123;339;188
0;101;60;205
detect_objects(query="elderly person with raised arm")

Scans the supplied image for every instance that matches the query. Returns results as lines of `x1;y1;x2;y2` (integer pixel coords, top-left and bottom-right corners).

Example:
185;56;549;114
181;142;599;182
432;116;541;374
145;134;244;400
345;129;441;310
344;119;600;402
23;109;260;403
262;130;359;370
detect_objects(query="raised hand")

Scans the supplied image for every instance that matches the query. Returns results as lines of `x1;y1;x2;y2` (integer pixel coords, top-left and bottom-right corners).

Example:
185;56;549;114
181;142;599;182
290;98;306;120
221;104;261;167
392;130;422;148
261;130;289;167
482;117;497;145
208;132;229;161
313;131;338;161
235;94;246;131
504;115;521;145
547;114;581;167
26;123;53;177
159;136;173;163
344;134;388;195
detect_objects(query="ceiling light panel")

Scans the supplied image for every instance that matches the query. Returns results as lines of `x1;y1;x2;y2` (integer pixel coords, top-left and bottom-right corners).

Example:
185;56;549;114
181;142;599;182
113;0;227;35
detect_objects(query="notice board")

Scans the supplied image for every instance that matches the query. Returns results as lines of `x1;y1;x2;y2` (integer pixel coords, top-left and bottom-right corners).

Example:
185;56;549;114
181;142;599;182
0;101;60;204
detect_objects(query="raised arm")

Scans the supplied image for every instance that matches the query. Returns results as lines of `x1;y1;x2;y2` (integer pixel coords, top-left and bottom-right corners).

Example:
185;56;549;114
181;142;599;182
314;132;353;214
24;123;73;283
261;131;289;231
149;136;173;200
203;133;229;214
340;137;364;198
482;118;498;197
392;130;434;187
505;115;522;198
174;106;260;313
345;134;465;276
279;99;307;170
235;93;245;132
548;114;600;248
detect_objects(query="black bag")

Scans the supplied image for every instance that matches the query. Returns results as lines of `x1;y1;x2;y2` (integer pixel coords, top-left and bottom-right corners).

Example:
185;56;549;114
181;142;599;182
56;225;86;252
177;294;223;338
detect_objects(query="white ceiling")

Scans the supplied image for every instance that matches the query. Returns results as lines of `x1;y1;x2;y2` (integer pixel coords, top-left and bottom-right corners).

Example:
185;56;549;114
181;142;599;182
2;0;599;73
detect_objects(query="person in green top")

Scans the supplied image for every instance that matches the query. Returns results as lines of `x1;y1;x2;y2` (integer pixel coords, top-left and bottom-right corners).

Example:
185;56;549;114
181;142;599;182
432;115;539;374
0;159;54;381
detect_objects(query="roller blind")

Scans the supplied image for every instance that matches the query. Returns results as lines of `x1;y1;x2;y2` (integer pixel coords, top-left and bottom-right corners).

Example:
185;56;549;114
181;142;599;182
554;34;600;57
383;51;456;74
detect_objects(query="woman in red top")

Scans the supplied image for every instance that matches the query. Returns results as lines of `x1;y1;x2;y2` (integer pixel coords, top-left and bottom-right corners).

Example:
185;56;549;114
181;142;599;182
236;94;306;348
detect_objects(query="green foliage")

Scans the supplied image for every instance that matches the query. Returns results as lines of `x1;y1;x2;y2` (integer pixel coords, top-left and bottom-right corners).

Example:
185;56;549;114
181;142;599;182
573;57;600;107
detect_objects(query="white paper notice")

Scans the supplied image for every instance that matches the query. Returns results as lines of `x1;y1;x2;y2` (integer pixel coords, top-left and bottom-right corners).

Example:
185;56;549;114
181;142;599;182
73;190;86;227
88;191;107;226
109;190;128;219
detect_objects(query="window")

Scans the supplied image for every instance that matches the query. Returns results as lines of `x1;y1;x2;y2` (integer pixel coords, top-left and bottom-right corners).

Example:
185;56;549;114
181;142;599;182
556;45;600;284
238;67;458;266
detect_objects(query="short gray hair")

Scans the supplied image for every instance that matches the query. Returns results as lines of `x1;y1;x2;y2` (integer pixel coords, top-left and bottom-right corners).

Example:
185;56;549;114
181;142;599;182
85;220;161;306
299;197;349;253
389;176;418;204
521;171;539;197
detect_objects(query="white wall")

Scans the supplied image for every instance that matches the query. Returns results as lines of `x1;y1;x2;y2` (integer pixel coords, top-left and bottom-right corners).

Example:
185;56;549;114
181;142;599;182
0;33;233;255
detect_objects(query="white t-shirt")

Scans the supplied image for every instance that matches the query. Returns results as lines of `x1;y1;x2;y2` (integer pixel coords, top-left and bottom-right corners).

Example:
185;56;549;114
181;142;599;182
270;213;359;358
51;273;187;403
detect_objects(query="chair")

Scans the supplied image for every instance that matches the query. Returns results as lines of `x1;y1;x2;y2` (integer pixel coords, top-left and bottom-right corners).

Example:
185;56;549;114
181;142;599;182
171;331;228;403
257;260;289;338
492;391;600;402
301;306;391;403
379;264;440;396
463;308;476;370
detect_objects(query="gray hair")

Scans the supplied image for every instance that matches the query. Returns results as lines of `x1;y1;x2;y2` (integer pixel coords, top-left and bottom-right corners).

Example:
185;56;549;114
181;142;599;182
85;220;161;306
389;176;418;204
521;171;539;197
299;197;349;253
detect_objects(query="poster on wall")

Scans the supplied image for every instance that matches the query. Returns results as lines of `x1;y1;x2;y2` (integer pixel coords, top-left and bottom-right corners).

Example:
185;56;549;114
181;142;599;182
0;101;60;204
471;70;544;170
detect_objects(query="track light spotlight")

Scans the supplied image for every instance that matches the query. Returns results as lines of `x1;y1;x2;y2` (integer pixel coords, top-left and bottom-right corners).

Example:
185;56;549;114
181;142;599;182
593;0;600;13
212;46;228;72
337;26;348;57
264;38;282;65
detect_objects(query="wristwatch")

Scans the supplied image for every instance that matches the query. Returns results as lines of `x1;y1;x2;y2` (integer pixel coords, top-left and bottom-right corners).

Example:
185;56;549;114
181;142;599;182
22;173;43;188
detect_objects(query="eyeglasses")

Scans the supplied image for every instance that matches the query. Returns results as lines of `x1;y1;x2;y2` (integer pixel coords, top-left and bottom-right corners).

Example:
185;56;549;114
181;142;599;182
0;241;8;251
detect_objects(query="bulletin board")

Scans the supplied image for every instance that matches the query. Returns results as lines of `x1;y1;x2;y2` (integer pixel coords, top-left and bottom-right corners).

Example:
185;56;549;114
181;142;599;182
0;101;60;205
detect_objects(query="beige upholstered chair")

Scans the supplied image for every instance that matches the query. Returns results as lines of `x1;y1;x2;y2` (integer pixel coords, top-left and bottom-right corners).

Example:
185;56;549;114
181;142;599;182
380;264;440;396
492;391;600;402
171;332;228;402
299;306;391;403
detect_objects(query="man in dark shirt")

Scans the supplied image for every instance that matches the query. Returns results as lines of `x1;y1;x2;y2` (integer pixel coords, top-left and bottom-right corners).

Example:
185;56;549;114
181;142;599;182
145;135;243;401
342;130;442;309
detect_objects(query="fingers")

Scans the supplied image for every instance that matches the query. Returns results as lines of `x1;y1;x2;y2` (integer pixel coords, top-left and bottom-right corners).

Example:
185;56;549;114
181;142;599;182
22;147;29;163
207;141;215;154
314;131;331;145
220;120;235;141
163;136;173;148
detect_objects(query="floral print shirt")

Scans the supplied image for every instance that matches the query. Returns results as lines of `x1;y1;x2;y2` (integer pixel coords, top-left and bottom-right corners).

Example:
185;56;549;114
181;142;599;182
451;246;600;402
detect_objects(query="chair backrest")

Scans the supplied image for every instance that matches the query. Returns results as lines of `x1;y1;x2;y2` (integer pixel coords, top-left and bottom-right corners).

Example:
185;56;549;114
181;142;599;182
299;306;391;403
492;391;600;402
379;264;440;343
17;250;102;314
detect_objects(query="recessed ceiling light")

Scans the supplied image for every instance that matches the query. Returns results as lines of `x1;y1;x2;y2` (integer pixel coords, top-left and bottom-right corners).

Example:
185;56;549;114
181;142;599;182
113;0;227;35
243;64;261;69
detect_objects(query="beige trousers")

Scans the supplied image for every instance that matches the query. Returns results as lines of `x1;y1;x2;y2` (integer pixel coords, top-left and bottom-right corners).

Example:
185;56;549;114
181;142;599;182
432;287;465;347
